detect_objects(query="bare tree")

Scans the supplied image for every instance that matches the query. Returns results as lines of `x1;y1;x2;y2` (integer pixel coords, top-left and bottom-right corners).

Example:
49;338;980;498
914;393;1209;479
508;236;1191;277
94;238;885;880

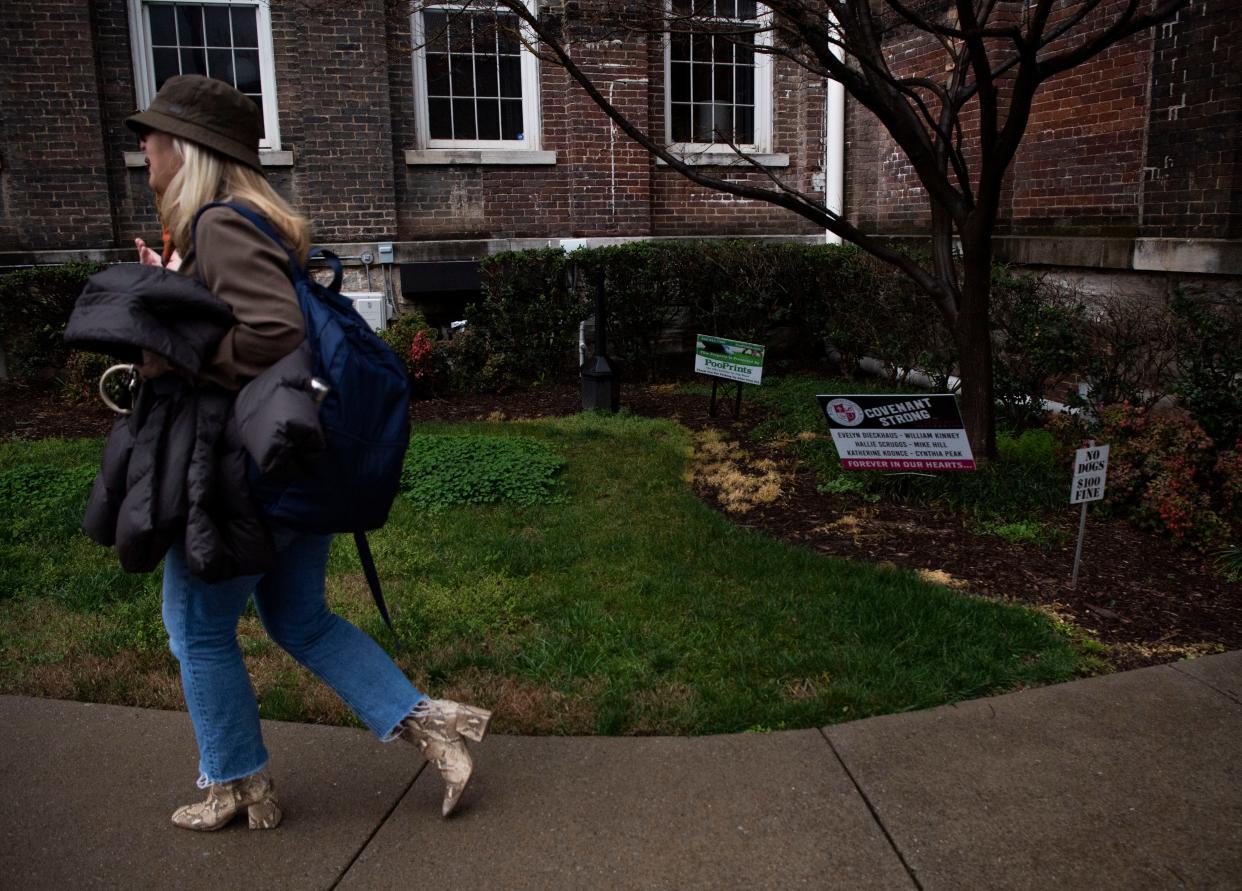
401;0;1188;458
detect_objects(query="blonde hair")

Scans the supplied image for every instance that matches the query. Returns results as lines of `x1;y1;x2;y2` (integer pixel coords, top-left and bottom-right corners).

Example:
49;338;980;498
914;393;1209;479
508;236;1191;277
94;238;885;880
160;138;311;262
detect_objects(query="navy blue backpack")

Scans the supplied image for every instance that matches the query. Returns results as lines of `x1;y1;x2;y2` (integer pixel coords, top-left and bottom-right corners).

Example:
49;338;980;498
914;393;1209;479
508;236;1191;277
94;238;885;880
193;202;410;631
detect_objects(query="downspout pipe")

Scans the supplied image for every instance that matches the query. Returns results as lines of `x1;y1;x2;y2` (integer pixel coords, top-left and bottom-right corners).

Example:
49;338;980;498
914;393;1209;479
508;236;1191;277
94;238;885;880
824;16;845;245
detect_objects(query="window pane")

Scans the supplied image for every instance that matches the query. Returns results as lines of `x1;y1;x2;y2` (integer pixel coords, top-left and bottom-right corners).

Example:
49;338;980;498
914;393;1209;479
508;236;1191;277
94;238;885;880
497;14;520;54
475;57;499;97
451;98;476;139
423;11;448;51
204;6;231;46
714;64;733;103
670;60;690;103
736;34;754;66
498;57;522;98
736;67;754;103
671;104;692;142
735;105;754;143
670;33;689;61
180;46;206;76
692;63;710;102
738;0;758;20
449;56;474;97
447;16;472;54
713;35;733;63
149;6;176;45
691;34;711;61
476;98;500;140
672;0;692;15
426;54;450;95
231;7;258;46
153;47;180;87
234;49;260;93
175;5;204;46
207;48;234;84
713;103;733;140
717;0;737;17
693;104;714;142
429;97;452;139
500;99;524;140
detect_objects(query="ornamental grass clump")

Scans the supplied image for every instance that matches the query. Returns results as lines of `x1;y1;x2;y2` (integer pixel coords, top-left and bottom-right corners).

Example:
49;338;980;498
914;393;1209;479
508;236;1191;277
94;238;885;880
689;430;784;514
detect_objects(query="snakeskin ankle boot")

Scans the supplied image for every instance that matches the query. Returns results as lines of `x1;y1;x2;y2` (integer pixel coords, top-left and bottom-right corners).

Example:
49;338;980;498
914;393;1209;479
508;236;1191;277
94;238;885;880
170;771;282;831
401;699;492;817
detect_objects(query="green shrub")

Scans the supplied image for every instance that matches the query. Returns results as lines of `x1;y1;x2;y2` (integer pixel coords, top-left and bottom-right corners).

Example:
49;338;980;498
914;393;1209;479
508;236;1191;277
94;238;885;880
400;433;566;508
990;269;1089;432
1050;404;1238;549
1069;292;1177;414
471;248;587;389
1170;291;1242;447
377;308;443;398
0;262;105;379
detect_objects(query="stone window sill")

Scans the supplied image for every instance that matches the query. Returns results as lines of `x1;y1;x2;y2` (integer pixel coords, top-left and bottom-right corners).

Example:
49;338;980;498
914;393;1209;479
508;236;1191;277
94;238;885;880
656;151;790;168
405;149;558;166
124;150;295;168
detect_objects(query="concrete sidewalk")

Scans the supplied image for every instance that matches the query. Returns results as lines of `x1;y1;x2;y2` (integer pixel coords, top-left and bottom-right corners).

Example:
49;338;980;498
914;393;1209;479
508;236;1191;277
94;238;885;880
2;652;1239;890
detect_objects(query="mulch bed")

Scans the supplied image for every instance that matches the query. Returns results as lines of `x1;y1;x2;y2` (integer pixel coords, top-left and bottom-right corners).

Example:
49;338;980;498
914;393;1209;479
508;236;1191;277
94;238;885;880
6;376;1239;671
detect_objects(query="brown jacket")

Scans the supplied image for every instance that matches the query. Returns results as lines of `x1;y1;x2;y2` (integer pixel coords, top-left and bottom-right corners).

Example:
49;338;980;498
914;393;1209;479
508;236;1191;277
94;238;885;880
181;205;305;390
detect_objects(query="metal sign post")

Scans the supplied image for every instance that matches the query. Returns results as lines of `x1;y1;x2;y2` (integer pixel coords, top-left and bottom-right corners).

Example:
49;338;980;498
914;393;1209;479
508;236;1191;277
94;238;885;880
1069;443;1110;588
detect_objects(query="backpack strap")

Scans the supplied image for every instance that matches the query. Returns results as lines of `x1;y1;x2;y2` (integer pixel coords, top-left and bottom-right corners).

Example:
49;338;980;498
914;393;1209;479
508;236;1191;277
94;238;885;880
190;202;343;292
354;530;400;649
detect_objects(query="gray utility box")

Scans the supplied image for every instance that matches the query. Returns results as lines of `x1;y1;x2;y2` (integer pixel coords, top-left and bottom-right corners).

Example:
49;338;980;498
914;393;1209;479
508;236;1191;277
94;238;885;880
343;292;390;332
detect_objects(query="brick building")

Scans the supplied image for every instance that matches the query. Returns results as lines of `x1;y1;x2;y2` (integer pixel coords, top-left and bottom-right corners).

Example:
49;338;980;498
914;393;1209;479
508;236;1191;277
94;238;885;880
1;0;1238;315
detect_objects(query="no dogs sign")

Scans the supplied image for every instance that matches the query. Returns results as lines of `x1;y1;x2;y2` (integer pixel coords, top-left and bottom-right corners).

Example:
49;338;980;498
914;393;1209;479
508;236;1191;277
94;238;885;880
1070;445;1110;504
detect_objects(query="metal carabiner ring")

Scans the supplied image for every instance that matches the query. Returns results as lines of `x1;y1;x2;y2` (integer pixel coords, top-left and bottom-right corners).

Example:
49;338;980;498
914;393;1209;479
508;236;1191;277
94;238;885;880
99;363;138;415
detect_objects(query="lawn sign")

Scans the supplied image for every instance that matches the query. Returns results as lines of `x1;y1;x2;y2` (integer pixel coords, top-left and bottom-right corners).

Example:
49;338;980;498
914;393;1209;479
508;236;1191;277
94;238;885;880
694;334;765;417
817;394;975;471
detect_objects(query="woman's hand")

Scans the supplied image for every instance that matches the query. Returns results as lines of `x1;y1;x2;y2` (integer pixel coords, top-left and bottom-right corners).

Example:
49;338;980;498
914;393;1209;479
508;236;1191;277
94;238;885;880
135;238;183;271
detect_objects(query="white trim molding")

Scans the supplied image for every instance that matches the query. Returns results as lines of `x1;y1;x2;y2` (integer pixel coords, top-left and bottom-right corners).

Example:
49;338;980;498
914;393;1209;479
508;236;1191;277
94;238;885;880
405;149;556;165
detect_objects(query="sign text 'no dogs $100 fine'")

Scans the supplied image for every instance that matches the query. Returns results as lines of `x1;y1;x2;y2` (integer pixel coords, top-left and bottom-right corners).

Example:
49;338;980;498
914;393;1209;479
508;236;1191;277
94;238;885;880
818;394;975;471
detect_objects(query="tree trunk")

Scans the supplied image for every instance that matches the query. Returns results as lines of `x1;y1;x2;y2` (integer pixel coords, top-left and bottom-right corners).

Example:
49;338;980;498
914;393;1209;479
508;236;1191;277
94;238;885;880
955;246;997;463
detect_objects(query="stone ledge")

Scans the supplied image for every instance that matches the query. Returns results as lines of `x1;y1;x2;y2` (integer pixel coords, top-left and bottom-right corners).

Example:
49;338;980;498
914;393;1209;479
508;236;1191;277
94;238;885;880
404;149;557;166
994;236;1242;276
656;151;790;168
123;149;295;168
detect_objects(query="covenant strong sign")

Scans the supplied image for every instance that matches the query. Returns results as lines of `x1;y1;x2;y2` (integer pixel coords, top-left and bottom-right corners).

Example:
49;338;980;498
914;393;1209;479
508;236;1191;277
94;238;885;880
817;394;976;471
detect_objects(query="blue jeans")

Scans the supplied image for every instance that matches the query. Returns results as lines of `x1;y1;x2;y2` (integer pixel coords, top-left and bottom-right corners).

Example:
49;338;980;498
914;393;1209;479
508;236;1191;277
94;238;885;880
161;527;425;785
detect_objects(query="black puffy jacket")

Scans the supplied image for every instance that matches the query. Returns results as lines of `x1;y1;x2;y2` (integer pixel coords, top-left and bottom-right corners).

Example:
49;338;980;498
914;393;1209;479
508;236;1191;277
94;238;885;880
65;264;323;581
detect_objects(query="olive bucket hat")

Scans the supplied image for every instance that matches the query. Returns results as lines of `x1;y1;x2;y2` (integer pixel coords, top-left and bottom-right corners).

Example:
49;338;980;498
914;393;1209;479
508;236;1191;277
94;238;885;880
126;75;262;171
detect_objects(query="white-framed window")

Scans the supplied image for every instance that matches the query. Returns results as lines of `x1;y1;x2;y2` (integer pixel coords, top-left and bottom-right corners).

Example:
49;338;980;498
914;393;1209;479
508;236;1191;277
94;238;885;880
127;0;281;151
664;0;772;153
411;1;542;149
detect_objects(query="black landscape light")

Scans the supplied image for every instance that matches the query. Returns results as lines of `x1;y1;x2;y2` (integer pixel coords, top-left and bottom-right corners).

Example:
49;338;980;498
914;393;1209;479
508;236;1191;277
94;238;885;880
581;265;618;412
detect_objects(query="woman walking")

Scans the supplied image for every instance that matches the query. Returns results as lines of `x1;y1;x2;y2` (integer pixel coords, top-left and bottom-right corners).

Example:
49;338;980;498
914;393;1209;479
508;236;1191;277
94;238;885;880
123;75;490;829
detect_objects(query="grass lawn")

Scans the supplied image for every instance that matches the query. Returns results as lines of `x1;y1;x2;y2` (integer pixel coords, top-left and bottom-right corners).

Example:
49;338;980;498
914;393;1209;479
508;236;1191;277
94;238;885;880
0;410;1082;735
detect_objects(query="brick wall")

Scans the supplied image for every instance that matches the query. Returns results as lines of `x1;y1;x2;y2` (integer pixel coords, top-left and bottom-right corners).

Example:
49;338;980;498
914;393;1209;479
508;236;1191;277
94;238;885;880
1141;0;1241;239
0;1;115;250
845;0;1241;242
2;1;1235;257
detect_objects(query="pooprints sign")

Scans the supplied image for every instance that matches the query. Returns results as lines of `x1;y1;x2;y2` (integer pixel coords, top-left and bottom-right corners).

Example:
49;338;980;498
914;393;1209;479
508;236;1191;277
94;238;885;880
817;394;976;471
694;335;765;385
1070;445;1109;504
